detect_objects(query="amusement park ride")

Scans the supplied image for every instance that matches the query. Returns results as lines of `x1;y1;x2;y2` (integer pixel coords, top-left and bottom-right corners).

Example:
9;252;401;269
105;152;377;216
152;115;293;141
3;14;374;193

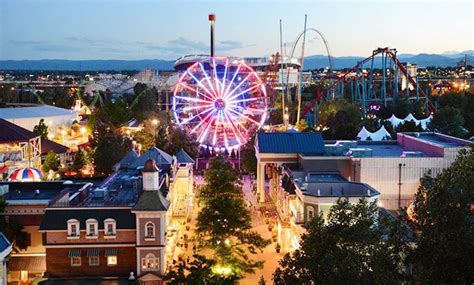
172;15;268;151
301;47;436;119
171;14;435;151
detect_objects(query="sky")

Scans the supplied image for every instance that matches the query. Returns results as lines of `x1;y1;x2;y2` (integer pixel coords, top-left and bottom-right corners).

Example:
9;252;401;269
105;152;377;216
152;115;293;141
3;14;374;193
0;0;472;60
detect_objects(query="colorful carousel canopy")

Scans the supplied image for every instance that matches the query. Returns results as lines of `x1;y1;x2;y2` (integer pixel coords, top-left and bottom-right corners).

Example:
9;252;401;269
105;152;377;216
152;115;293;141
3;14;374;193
9;167;44;182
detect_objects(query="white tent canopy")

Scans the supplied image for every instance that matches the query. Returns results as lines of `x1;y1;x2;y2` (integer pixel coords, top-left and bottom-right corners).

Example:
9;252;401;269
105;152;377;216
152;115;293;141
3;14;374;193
386;113;431;130
357;126;392;141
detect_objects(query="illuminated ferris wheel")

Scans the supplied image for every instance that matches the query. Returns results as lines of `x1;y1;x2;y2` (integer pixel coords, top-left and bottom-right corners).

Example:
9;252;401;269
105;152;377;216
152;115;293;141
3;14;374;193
172;57;268;150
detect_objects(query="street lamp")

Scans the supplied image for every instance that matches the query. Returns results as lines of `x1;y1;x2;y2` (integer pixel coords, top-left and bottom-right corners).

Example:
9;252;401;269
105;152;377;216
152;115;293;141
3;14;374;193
80;127;86;140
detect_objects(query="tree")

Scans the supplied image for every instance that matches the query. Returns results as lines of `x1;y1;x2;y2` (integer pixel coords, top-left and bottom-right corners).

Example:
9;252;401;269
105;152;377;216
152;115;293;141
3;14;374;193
241;132;257;176
92;126;131;175
258;276;266;285
407;146;474;283
196;156;270;280
42;151;60;173
395;120;423;133
0;196;24;251
428;106;465;138
274;199;410;284
134;129;156;151
96;99;131;128
295;119;308;131
323;101;362;140
72;148;87;172
33;118;48;140
165;254;238;284
164;126;199;159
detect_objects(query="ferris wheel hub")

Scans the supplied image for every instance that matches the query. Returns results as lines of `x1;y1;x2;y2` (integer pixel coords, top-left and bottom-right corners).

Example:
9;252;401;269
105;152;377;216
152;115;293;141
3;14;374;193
214;98;226;110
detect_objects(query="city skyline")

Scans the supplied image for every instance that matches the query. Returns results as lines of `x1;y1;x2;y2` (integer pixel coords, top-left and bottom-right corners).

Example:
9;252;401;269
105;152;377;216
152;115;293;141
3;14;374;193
0;0;473;60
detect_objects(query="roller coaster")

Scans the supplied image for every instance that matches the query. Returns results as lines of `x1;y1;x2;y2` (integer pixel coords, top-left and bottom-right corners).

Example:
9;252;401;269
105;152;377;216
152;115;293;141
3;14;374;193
301;47;435;119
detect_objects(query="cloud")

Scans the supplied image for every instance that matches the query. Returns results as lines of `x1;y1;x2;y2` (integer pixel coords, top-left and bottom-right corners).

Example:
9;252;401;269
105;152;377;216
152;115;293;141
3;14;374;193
219;40;243;51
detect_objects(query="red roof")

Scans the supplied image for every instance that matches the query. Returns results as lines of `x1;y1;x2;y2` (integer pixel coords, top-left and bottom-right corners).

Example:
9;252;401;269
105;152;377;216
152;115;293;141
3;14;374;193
0;119;69;154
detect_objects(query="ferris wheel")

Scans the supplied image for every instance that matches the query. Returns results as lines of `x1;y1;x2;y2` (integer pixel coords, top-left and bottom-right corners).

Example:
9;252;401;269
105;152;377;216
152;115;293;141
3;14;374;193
172;57;268;150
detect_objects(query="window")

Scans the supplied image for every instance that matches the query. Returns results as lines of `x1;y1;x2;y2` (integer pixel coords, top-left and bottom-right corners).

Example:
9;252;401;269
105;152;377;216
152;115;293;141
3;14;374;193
86;219;98;237
141;253;159;270
89;256;99;266
307;206;315;221
71;257;81;267
104;218;116;236
107;256;117;266
145;222;155;239
67;219;80;237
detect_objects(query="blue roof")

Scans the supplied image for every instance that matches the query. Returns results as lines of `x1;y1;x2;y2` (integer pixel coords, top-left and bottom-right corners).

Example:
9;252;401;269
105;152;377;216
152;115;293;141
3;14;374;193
130;147;173;168
0;233;11;253
175;148;195;164
257;132;325;155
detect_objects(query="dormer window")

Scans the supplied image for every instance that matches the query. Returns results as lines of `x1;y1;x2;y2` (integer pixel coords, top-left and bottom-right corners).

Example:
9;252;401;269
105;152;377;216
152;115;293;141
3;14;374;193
67;219;80;238
144;222;155;240
104;218;116;237
86;219;98;238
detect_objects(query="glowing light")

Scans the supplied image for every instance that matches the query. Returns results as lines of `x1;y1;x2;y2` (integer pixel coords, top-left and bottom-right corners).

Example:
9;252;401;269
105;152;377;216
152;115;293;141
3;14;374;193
172;57;267;149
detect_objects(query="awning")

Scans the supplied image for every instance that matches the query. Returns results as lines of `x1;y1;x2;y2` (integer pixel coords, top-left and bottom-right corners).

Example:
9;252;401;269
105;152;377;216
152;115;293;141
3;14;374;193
68;249;81;257
104;248;117;257
87;248;100;257
7;256;46;272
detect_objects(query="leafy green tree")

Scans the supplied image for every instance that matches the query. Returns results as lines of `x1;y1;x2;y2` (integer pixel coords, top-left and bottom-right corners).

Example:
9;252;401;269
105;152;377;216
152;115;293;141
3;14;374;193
408;146;474;283
33;118;48;140
323;102;362;140
395;120;423;133
428;106;465;137
134;129;156;151
96;99;131;128
164;126;199;159
273;199;410;284
42;151;60;173
165;254;238;284
241;132;257;176
196;156;270;280
92;126;131;175
0;196;24;250
72;148;87;172
295;119;308;131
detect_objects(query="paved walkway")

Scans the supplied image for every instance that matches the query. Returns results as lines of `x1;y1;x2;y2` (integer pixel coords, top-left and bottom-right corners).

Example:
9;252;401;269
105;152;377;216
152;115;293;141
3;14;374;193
240;175;283;284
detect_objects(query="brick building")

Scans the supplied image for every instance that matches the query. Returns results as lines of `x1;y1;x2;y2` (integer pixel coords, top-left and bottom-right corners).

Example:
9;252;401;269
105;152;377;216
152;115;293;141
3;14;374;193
38;146;187;283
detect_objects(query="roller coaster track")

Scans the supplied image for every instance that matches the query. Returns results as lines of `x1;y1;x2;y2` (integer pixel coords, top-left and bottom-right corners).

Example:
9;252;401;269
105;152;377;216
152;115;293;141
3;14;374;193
303;47;435;116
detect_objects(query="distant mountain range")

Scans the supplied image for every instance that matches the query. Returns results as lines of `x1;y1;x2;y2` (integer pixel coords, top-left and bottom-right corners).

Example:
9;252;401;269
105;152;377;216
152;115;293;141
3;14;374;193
304;50;473;70
0;51;472;71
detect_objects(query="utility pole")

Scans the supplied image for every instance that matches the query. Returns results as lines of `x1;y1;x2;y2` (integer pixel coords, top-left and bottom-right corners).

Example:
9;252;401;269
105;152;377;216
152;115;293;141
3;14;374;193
296;14;307;125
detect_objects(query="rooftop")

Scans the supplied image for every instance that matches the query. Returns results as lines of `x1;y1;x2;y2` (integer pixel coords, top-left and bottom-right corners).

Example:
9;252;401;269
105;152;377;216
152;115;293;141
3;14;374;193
404;132;471;148
0;181;89;204
257;132;325;155
0;104;76;119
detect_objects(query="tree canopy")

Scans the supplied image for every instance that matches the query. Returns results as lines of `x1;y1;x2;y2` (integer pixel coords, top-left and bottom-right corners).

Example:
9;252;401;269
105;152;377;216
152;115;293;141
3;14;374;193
33;118;48;140
273;199;410;284
408;146;474;283
196;156;269;280
428;106;465;138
